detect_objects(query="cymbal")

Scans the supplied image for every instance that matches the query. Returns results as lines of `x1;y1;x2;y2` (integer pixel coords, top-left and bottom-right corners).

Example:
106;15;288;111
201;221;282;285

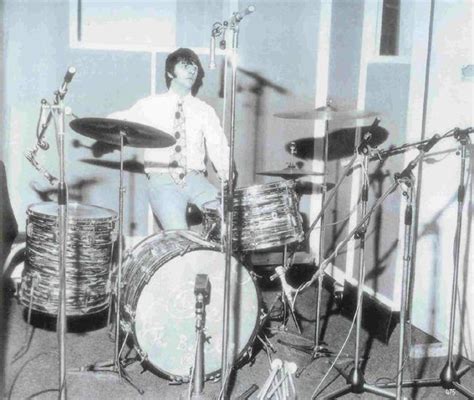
286;125;389;160
274;105;378;121
80;159;146;174
70;118;176;148
257;166;324;178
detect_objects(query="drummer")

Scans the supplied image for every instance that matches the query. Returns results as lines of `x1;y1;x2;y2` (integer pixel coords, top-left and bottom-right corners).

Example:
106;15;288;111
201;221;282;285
108;48;230;230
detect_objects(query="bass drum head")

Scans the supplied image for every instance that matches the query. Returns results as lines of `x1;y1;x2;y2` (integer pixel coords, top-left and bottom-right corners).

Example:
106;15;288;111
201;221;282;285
125;231;261;381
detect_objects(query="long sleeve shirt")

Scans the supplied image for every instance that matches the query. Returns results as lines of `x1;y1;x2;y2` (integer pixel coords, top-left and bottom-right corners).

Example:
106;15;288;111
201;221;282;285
109;90;230;180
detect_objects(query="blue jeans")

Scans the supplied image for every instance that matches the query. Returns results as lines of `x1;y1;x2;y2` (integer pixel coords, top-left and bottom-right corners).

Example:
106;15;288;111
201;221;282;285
147;170;219;230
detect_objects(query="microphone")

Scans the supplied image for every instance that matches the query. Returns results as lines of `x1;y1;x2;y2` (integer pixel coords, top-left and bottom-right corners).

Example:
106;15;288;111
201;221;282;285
58;66;76;98
455;127;474;137
25;150;58;186
358;117;380;154
232;5;256;23
209;35;216;70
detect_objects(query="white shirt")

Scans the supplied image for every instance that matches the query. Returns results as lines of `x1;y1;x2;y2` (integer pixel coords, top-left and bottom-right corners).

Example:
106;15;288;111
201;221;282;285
109;90;230;180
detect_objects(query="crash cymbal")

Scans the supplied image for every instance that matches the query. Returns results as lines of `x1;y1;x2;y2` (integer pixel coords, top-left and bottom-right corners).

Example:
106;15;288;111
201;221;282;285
274;105;378;121
80;159;146;174
257;166;324;178
286;125;389;160
70;118;176;148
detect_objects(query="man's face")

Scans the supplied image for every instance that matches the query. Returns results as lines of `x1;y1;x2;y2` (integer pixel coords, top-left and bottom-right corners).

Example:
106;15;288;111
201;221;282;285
170;59;198;91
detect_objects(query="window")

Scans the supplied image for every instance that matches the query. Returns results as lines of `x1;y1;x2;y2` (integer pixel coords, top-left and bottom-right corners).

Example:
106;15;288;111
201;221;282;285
379;0;400;56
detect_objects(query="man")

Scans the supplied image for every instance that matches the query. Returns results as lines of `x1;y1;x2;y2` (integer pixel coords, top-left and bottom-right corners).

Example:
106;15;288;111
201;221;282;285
109;48;230;230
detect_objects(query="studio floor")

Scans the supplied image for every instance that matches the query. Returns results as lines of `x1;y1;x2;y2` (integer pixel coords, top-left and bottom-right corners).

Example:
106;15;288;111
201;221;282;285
1;264;473;400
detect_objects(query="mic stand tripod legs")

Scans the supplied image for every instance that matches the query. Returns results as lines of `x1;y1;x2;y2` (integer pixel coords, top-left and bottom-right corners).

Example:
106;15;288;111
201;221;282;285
319;152;396;400
379;130;473;399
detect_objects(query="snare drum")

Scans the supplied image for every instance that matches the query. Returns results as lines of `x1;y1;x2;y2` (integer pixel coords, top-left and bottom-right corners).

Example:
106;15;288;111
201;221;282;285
202;180;303;251
19;202;117;316
120;230;262;382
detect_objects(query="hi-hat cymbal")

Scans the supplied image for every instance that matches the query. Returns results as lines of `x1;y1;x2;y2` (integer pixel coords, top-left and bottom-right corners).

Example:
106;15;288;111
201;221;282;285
80;159;146;174
274;105;378;121
257;166;324;179
70;118;176;148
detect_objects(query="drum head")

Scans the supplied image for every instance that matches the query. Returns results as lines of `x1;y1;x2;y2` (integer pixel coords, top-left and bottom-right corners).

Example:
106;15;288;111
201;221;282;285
126;232;261;380
28;202;116;220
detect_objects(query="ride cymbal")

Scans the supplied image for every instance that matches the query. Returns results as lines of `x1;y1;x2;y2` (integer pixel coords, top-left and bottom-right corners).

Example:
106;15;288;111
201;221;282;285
70;118;176;148
287;125;389;160
274;105;378;121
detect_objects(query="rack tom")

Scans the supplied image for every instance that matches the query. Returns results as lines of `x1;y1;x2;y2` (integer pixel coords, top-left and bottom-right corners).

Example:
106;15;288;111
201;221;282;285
202;180;303;252
19;202;117;316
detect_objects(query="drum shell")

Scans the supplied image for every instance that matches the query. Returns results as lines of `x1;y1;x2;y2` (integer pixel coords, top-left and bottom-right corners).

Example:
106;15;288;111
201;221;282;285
120;230;262;382
203;180;304;251
19;202;117;316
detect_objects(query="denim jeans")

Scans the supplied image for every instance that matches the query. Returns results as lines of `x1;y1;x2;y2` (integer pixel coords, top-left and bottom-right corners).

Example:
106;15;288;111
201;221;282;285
147;170;219;230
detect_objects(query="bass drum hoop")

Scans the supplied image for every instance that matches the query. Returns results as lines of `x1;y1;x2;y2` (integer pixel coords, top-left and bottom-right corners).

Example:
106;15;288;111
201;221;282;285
121;230;263;383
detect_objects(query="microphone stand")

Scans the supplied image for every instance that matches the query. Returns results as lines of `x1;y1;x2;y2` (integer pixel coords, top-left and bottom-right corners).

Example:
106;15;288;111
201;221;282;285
210;8;254;398
303;130;451;399
379;128;473;398
26;69;76;400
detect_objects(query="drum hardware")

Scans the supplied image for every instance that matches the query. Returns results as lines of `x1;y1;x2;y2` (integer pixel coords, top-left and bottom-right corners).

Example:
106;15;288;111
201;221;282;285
298;129;459;399
378;127;473;399
69;118;175;391
23;67;76;400
209;9;256;397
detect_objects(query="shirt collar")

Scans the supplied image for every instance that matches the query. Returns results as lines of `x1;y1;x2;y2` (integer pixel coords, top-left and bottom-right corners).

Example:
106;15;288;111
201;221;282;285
167;89;193;104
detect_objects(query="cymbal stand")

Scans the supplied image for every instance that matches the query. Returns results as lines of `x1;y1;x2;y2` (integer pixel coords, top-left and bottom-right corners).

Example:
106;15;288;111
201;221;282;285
210;8;254;399
380;128;473;398
283;122;380;372
70;131;142;395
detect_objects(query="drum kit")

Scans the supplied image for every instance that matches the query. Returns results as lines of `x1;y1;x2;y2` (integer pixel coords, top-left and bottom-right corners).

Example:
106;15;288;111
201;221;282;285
17;65;472;400
17;90;385;390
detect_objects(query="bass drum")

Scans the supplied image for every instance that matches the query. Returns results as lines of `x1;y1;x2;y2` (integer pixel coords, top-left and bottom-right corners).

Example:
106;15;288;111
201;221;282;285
120;230;262;382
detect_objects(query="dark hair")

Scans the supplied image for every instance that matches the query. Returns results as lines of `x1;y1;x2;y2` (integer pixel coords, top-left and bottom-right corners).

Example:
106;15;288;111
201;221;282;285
165;48;205;96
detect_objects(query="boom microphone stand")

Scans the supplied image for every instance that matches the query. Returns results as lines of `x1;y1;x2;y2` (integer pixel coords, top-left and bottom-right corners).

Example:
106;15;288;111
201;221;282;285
24;67;76;400
210;6;255;399
302;130;453;399
380;127;474;399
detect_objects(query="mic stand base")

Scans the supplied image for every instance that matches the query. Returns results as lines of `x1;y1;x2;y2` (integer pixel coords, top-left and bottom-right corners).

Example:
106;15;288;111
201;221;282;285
378;362;473;398
317;366;399;400
68;360;144;395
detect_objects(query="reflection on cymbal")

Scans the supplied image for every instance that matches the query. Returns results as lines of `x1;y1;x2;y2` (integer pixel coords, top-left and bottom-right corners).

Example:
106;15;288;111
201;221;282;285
274;105;379;121
287;125;389;160
257;166;324;178
70;118;176;148
80;158;146;174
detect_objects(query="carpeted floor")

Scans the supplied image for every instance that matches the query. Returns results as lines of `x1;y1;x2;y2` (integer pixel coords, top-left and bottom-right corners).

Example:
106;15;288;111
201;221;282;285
2;264;473;399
